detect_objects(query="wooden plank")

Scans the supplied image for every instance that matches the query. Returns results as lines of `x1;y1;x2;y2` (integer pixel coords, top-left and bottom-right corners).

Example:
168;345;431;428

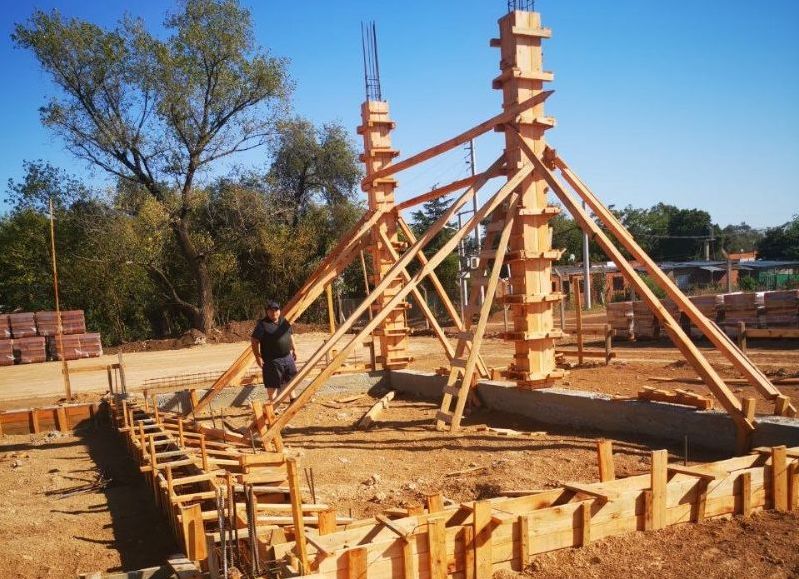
579;502;591;546
346;547;368;579
357;391;395;430
563;482;619;503
259;157;523;441
179;502;207;563
597;439;615;482
287;458;310;574
362;92;552;186
517;515;529;568
510;131;754;433
740;471;752;517
651;450;667;530
395;172;497;212
462;525;475;579
551;150;792;415
772;446;788;511
474;501;492;578
428;518;447;579
788;462;798;510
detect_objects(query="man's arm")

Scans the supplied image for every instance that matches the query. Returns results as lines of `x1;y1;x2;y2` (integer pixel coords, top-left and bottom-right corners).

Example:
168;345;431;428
290;333;298;360
250;333;263;368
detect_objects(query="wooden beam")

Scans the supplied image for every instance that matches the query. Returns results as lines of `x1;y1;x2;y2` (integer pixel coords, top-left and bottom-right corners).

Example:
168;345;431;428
395;171;500;212
651;450;667;530
597;439;615;482
428;517;447;579
552;151;793;415
509;129;752;434
357;391;395;430
474;501;493;578
772;446;788;511
287;459;310;574
362;92;552;187
258;158;525;441
346;547;367;579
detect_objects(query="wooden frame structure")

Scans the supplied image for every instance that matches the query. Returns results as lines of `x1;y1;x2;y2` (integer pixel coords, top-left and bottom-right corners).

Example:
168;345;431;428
188;7;794;451
270;444;799;578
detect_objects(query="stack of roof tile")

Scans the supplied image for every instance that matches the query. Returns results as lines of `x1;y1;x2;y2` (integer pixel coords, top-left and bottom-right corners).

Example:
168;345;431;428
632;300;659;339
47;335;83;361
0;314;11;339
722;292;760;336
0;339;13;366
687;294;722;338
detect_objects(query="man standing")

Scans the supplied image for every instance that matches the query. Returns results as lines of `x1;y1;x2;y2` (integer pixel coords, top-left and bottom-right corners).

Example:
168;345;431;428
251;301;298;400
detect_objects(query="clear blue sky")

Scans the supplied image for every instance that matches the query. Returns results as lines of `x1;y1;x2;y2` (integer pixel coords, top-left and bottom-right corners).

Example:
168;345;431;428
1;0;797;228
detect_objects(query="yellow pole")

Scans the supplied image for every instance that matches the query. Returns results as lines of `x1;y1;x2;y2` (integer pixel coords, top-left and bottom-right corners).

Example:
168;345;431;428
49;198;72;400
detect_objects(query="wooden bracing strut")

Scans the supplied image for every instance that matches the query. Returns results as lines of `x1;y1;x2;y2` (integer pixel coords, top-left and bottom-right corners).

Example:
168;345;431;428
437;190;522;431
507;128;795;442
253;158;531;444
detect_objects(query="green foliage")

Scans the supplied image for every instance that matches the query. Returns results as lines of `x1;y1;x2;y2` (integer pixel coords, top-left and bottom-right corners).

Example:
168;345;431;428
639;273;666;299
738;274;757;292
757;215;799;260
409;197;461;302
720;222;763;254
13;0;290;331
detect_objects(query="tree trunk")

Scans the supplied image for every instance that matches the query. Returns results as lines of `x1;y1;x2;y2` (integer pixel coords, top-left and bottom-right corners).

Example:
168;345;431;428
173;218;216;333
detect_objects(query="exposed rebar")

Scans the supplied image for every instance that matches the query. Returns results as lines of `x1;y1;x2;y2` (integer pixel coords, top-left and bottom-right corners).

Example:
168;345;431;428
507;0;535;12
361;21;383;101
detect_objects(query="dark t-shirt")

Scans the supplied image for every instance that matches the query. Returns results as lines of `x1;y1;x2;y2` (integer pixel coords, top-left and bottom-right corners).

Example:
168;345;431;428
252;317;293;360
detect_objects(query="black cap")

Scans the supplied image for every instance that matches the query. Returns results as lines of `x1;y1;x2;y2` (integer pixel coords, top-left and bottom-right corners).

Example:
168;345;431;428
266;300;281;310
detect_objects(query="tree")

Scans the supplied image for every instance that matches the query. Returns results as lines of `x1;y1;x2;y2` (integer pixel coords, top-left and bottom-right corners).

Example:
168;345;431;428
758;216;799;260
267;119;362;228
720;222;763;254
13;0;289;332
410;197;460;301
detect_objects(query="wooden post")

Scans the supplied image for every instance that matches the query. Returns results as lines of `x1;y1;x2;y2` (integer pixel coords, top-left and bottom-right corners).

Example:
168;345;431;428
579;502;591;546
772;446;788;511
325;283;337;335
117;352;127;394
517;515;530;569
574;281;584;365
650;450;667;530
360;99;410;370
604;323;613;365
788;462;798;510
263;402;284;453
177;418;185;447
199;435;209;472
740;471;752;517
738;321;747;354
346;547;367;579
180;503;207;563
287;458;310;574
597;439;615;482
317;509;337;535
495;8;560;388
737;397;757;455
56;405;68;432
428;518;447;579
426;491;444;513
474;500;492;578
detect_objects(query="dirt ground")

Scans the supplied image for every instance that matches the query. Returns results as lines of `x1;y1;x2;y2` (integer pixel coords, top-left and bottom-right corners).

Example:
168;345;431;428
0;311;798;577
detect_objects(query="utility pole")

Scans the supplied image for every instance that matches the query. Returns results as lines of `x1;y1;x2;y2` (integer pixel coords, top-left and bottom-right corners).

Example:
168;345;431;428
467;139;481;251
582;201;592;309
49;198;72;400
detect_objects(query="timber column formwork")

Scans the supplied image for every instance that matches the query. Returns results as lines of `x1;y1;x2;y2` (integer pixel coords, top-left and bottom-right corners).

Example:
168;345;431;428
358;101;411;369
494;10;564;387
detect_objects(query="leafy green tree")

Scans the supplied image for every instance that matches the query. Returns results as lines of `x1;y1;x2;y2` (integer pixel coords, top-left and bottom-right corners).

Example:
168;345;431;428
758;216;799;260
410;196;460;302
720;222;764;254
13;0;289;332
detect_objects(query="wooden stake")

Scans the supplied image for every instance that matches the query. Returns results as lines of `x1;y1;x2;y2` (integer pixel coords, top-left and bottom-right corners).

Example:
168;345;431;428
474;500;492;578
579;501;591;546
518;515;530;569
426;491;444;513
287;458;310;575
428;518;447;579
199;435;209;472
462;525;475;579
346;547;367;579
317;509;337;535
597;439;615;482
740;471;752;517
772;446;788;511
651;450;667;530
574;280;584;365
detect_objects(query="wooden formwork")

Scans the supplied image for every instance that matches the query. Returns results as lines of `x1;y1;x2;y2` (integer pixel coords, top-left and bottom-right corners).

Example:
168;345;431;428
108;397;353;575
187;5;795;450
270;445;799;578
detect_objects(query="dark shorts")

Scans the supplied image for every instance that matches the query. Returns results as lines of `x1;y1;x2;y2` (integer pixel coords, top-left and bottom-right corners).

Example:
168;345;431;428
263;354;297;390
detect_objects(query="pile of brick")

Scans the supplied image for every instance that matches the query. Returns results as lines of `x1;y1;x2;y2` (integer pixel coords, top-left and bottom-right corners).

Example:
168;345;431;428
763;290;799;327
632;300;659;339
0;310;102;365
687;294;721;338
721;292;760;336
606;301;634;339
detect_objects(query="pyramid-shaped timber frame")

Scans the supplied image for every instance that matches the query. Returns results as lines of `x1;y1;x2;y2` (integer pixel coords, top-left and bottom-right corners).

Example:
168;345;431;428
188;9;795;453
